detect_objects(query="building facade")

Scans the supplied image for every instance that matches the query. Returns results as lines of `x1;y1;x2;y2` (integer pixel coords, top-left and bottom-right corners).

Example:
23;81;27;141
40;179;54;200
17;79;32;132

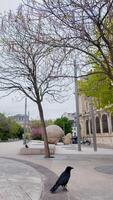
79;95;113;147
62;112;76;124
10;114;29;127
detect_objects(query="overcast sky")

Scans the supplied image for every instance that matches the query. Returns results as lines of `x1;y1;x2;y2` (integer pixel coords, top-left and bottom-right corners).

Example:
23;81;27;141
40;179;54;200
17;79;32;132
0;0;75;120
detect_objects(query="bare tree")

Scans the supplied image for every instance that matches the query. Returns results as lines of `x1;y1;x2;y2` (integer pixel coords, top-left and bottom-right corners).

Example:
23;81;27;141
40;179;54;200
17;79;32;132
26;0;113;81
0;5;72;157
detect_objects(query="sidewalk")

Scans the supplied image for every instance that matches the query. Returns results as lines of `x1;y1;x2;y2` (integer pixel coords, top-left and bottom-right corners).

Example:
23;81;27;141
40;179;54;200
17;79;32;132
55;143;113;155
0;157;42;200
0;141;70;200
0;141;113;200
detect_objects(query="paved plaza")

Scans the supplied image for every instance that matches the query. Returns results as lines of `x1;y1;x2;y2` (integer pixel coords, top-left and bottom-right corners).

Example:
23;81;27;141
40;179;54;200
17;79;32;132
0;158;42;200
0;141;113;200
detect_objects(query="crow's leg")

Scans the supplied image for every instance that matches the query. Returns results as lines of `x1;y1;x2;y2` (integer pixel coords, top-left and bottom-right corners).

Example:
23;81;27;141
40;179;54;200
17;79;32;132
62;185;68;191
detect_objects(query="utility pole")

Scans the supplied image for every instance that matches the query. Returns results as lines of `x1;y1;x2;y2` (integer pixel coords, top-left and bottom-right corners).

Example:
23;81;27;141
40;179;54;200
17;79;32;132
74;60;81;151
89;96;97;151
23;97;27;145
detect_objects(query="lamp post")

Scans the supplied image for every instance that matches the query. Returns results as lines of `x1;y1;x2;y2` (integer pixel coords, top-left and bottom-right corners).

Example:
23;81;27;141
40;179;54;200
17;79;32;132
74;60;81;151
89;96;97;151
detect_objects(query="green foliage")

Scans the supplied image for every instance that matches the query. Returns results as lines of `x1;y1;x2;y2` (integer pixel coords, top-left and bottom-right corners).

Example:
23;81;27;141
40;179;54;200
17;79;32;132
0;113;23;141
79;66;113;111
17;127;24;139
0;113;10;140
8;118;22;138
54;117;72;135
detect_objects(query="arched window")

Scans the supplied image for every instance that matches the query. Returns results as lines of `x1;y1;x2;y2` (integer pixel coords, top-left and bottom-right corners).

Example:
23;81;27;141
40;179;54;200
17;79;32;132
102;114;108;133
96;116;101;133
86;120;89;135
90;119;92;134
111;115;113;132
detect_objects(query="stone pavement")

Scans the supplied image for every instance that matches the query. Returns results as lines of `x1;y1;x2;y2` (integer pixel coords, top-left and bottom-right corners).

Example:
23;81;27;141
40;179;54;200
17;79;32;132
0;158;42;200
0;141;113;200
55;142;113;155
0;156;69;200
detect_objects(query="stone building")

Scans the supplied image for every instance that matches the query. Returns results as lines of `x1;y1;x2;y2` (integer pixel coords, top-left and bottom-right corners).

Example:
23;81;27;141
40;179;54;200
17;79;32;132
10;114;29;127
79;95;113;147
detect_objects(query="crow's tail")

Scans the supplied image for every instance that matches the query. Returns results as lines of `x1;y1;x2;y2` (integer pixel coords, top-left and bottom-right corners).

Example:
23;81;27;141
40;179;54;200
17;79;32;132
50;183;59;193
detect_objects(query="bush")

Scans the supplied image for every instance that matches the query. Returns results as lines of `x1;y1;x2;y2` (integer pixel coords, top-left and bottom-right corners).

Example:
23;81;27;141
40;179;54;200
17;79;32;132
54;117;72;135
0;113;23;140
0;132;10;141
17;127;24;139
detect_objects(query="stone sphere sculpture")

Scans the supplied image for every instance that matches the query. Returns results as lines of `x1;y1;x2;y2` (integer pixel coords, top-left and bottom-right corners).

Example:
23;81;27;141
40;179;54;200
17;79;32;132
46;125;64;144
63;133;72;145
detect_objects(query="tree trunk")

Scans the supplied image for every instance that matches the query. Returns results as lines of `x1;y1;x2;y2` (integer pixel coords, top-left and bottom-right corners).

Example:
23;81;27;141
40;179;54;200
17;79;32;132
37;101;50;158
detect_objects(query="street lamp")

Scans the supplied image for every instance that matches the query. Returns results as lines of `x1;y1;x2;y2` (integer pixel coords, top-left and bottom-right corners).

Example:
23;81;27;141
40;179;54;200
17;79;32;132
88;96;97;151
74;60;81;151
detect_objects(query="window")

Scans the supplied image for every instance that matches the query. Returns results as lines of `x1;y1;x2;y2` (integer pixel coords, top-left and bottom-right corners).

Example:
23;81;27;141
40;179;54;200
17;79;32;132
96;116;101;133
102;114;108;133
86;120;89;135
90;119;92;134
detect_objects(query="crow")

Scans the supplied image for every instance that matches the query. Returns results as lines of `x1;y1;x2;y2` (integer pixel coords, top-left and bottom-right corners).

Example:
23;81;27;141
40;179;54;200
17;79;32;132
50;166;73;193
25;144;29;148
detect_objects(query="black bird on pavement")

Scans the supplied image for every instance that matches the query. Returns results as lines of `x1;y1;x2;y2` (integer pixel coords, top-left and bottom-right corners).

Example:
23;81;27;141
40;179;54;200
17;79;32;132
25;144;29;148
50;166;73;193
